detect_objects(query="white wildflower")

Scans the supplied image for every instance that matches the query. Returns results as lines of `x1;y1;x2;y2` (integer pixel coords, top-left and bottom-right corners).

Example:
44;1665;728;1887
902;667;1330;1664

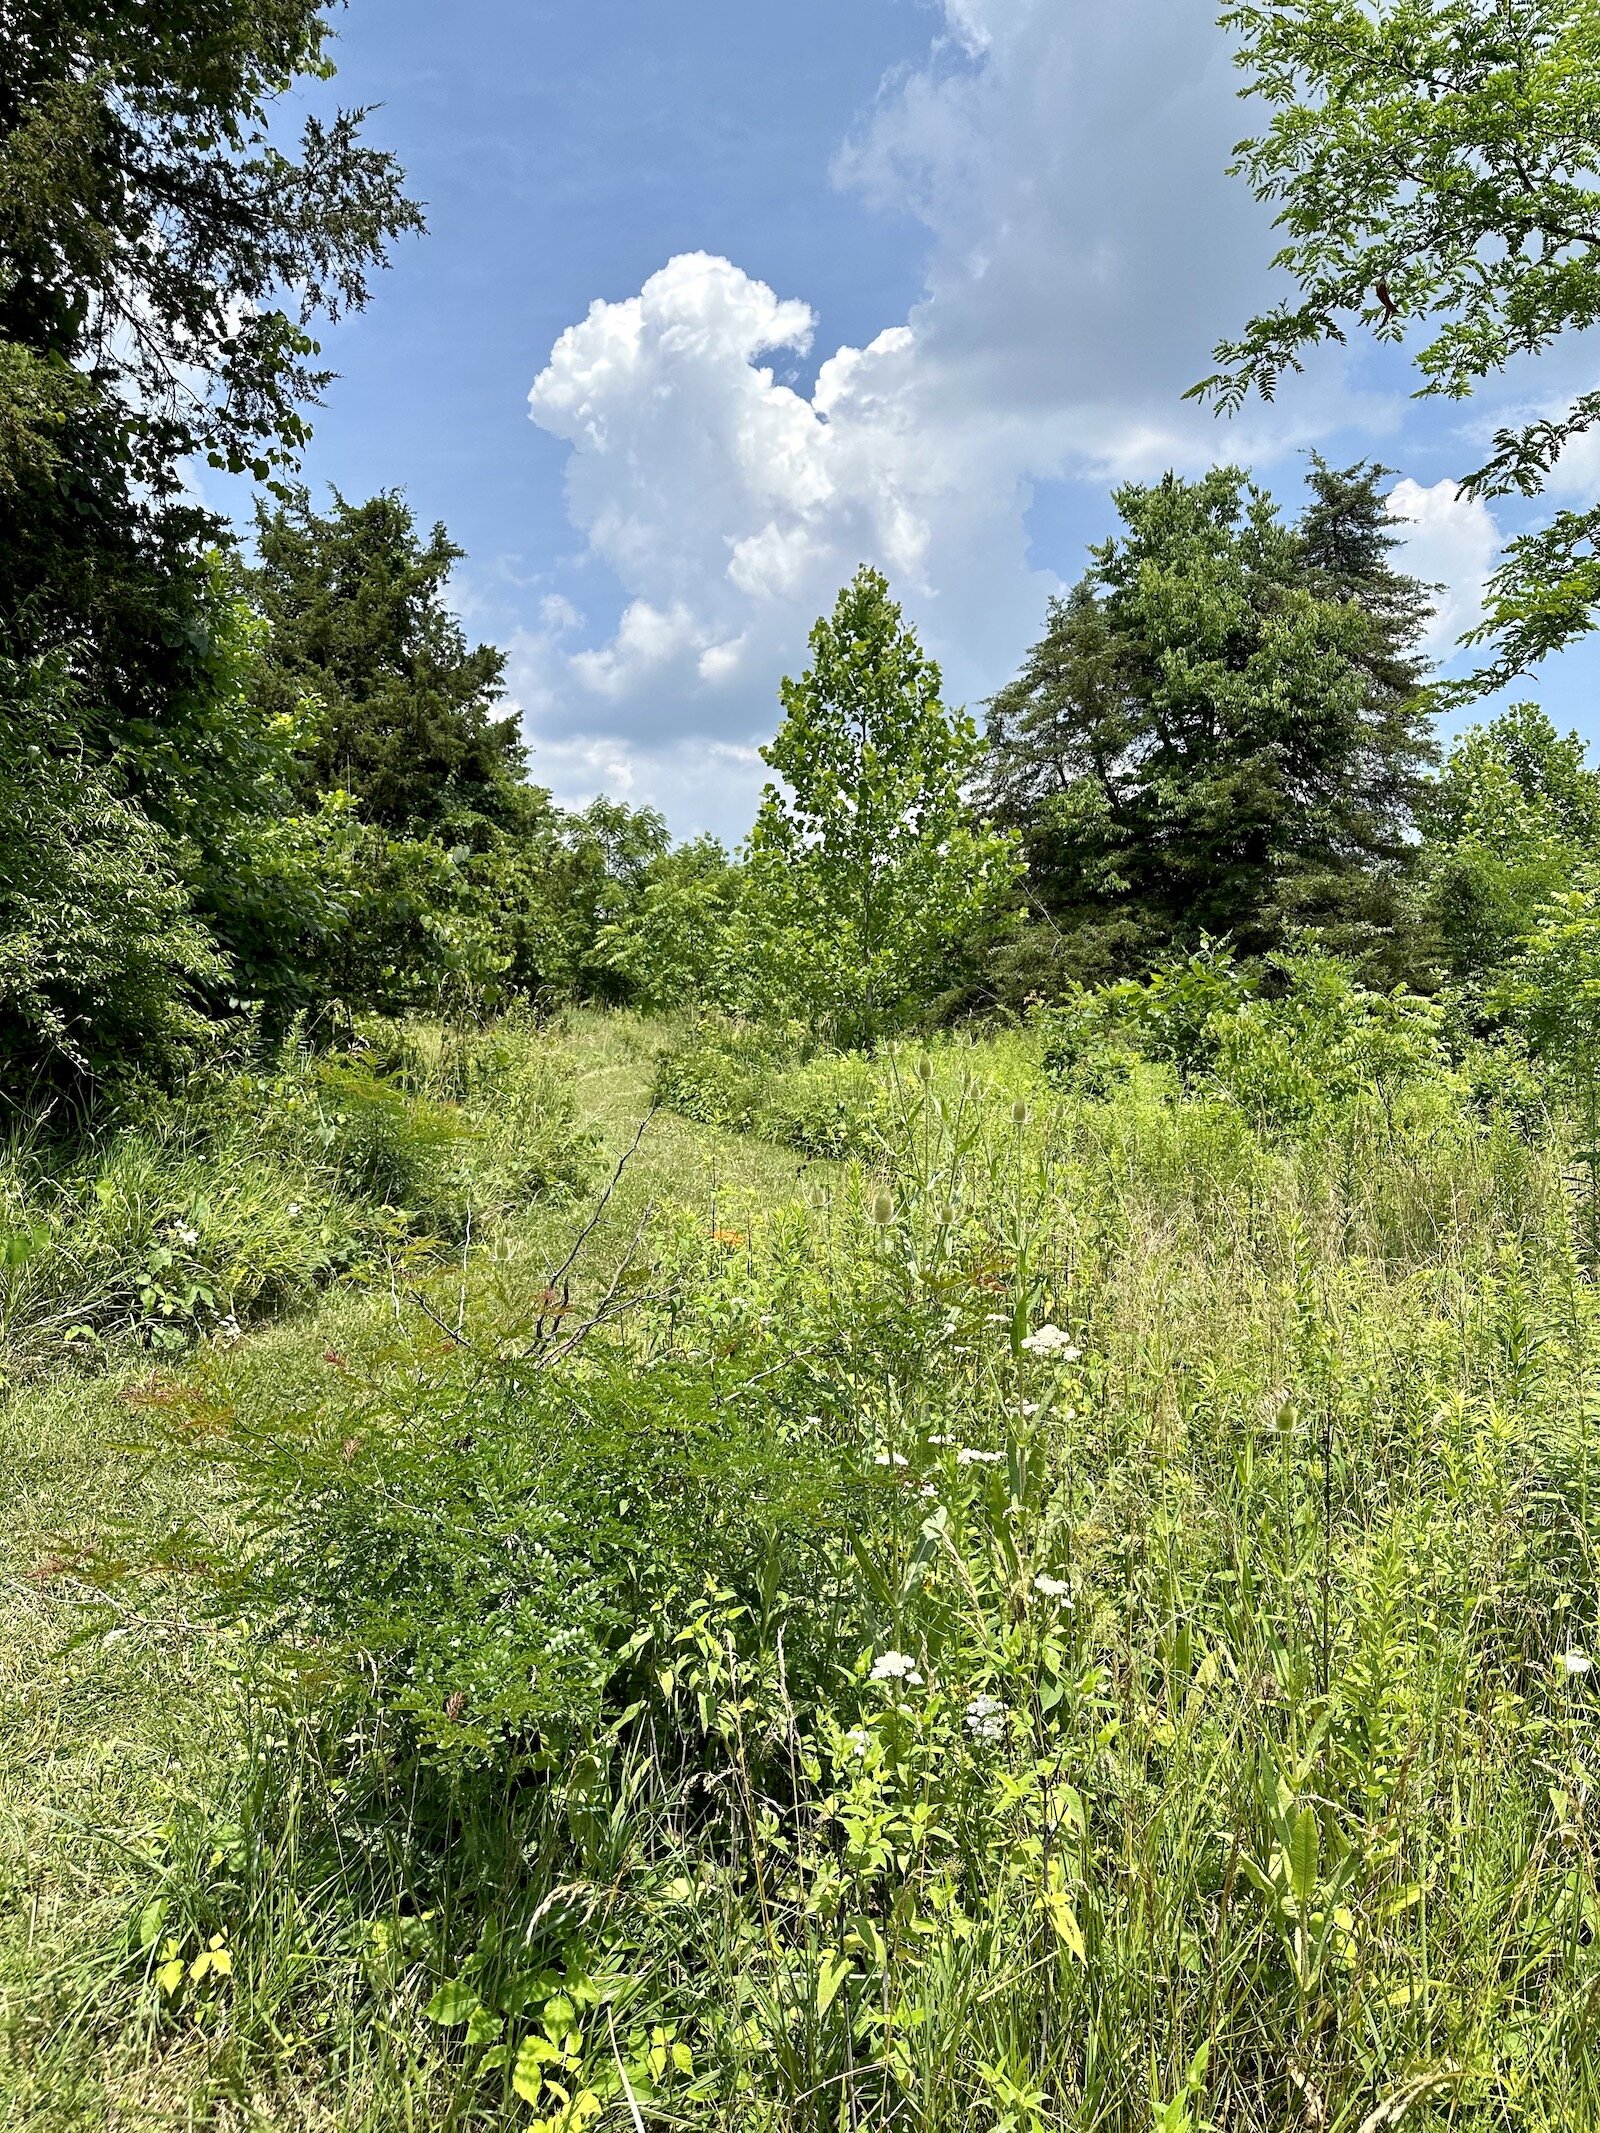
957;1448;1005;1466
842;1727;870;1759
964;1693;1005;1743
1557;1649;1594;1677
870;1650;923;1685
173;1223;199;1248
919;1484;938;1500
212;1313;243;1349
1020;1324;1080;1360
928;1433;955;1446
287;1202;302;1218
1033;1575;1072;1601
873;1450;909;1468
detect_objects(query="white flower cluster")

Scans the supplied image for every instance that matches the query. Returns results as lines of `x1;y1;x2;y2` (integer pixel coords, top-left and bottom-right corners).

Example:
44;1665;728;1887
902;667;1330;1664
964;1693;1005;1743
1020;1324;1080;1360
1033;1574;1072;1602
956;1448;1005;1466
1557;1649;1593;1677
870;1650;923;1686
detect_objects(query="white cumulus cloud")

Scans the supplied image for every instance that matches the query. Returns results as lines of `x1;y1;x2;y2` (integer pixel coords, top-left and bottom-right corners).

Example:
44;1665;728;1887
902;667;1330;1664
1386;477;1501;658
518;0;1390;833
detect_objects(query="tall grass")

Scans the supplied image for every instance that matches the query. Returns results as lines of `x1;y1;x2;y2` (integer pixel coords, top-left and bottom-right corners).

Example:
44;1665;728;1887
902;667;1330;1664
5;1019;1599;2128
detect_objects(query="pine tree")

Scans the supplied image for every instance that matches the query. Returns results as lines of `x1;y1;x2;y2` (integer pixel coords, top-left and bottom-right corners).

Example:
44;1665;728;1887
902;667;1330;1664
982;464;1435;981
249;489;531;840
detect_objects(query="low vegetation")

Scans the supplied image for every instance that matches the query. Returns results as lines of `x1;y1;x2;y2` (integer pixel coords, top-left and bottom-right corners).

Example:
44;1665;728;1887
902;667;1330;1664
6;996;1600;2128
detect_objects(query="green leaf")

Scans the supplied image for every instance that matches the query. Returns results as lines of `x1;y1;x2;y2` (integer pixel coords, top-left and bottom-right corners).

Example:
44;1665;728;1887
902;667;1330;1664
815;1954;853;2015
425;1977;482;2026
512;2036;553;2104
1290;1805;1320;1911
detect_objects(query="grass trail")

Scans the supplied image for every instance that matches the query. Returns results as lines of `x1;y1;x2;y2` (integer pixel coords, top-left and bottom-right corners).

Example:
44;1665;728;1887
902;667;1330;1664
0;1012;804;2131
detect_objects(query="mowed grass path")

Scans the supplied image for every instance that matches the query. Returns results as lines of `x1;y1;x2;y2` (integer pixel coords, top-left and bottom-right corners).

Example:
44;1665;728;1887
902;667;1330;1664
0;1013;820;2130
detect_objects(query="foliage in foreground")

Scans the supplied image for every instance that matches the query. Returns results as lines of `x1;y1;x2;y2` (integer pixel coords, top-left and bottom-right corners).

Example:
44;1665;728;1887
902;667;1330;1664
13;1015;1593;2129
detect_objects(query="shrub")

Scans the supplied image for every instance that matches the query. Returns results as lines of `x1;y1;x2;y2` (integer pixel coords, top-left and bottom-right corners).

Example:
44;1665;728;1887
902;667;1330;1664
0;657;223;1099
0;1018;597;1375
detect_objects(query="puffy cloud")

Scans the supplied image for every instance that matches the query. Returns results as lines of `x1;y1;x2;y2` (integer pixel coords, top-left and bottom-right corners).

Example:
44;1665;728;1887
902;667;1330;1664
519;1;1389;833
1386;477;1501;658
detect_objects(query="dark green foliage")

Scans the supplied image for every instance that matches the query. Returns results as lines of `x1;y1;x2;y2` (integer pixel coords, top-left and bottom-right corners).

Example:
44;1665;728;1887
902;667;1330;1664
982;463;1434;982
0;1;421;1097
250;489;530;838
0;658;223;1099
0;0;421;726
0;0;421;497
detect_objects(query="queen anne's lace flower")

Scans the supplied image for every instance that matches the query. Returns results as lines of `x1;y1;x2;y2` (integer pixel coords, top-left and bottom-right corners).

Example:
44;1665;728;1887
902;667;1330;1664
964;1693;1004;1743
1557;1649;1594;1677
873;1450;908;1468
1033;1574;1072;1600
870;1650;922;1685
957;1448;1005;1466
1021;1324;1080;1359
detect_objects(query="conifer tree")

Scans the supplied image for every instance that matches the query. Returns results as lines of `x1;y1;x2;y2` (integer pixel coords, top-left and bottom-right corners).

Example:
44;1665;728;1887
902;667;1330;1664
982;463;1434;979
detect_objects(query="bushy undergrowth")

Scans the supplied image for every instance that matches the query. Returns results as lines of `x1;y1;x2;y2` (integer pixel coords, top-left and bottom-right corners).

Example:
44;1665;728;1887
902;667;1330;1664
44;1030;1599;2130
0;1018;596;1377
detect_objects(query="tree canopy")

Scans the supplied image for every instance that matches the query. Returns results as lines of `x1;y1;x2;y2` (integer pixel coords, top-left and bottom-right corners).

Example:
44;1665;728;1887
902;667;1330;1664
982;462;1434;979
249;488;529;838
1195;0;1600;689
739;567;1021;1040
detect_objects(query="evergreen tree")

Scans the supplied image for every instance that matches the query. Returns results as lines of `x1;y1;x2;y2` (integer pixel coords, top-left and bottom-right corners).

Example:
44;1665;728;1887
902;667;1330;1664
0;1;419;1093
249;489;531;839
982;464;1434;981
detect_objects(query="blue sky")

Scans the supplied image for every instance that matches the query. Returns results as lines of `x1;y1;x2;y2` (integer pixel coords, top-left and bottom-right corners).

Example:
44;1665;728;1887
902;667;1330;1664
262;0;1600;840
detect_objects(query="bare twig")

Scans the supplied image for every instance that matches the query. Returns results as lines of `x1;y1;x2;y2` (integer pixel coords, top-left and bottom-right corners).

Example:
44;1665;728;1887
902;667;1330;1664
530;1105;659;1347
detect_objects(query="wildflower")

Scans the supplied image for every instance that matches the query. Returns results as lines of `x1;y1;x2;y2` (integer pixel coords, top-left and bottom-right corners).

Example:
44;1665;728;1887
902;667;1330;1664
915;1054;934;1083
1021;1324;1079;1359
873;1450;909;1468
928;1433;955;1445
1010;1099;1031;1126
1557;1649;1594;1677
287;1203;302;1219
870;1650;923;1685
919;1484;938;1499
868;1188;896;1227
1033;1574;1072;1601
964;1693;1005;1743
211;1313;243;1349
173;1223;199;1248
1018;1401;1040;1418
842;1726;870;1758
957;1447;1005;1466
